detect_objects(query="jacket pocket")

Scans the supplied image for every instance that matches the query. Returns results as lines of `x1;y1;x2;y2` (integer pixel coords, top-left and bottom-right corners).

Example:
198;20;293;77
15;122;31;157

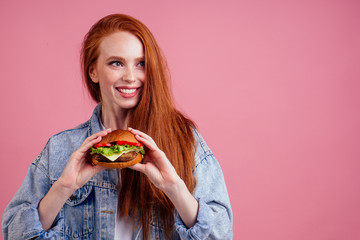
63;185;95;239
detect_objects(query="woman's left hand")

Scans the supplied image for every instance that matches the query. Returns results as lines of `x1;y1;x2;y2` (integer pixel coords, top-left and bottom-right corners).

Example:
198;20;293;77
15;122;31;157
128;127;199;228
128;128;181;194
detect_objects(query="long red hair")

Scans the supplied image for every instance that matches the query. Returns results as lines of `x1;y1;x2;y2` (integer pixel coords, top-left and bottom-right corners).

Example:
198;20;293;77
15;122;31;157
81;14;196;239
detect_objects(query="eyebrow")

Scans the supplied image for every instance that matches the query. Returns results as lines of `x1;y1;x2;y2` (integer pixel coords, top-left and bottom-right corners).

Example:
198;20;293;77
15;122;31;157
106;56;145;62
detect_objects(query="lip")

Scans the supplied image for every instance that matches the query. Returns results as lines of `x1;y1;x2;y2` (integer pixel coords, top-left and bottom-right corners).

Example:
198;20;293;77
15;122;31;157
115;86;141;98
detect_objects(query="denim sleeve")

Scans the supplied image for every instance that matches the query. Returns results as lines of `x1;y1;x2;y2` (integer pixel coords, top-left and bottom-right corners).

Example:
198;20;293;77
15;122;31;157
175;132;233;239
1;142;62;239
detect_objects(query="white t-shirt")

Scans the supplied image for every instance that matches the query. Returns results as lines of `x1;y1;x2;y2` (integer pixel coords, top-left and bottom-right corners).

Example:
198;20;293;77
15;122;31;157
115;214;133;240
98;122;134;239
114;167;133;239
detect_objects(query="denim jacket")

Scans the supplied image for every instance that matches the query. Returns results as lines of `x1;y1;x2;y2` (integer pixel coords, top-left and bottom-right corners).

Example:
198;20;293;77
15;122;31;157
2;104;233;239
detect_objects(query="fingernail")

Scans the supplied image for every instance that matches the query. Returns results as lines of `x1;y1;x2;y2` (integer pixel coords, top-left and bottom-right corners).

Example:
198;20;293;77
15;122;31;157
128;127;133;130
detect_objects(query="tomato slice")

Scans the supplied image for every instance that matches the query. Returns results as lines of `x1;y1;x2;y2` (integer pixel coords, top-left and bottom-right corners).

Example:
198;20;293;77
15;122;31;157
116;141;143;147
94;143;112;148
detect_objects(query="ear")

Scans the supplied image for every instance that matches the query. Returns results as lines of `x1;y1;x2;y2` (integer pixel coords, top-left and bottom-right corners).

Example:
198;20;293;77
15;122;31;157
89;65;99;83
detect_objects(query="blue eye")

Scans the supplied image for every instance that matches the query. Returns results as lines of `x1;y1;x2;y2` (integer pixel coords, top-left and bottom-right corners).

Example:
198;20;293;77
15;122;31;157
138;61;145;68
109;61;123;67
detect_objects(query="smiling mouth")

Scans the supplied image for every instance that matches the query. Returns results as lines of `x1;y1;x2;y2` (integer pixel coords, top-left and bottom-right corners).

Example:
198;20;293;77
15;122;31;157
116;87;140;98
118;88;137;94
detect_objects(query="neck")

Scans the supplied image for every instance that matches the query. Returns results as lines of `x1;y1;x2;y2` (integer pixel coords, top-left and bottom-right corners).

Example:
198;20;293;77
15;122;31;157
100;103;132;130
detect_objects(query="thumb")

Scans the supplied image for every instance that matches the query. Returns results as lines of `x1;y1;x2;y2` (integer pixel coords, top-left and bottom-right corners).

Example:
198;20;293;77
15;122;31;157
129;163;146;174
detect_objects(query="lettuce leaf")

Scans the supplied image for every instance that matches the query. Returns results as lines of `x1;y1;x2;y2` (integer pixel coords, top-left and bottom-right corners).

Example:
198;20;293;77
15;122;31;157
91;144;145;156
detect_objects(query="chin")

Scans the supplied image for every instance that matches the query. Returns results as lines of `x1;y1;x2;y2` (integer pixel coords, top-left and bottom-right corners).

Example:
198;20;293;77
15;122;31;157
117;101;140;110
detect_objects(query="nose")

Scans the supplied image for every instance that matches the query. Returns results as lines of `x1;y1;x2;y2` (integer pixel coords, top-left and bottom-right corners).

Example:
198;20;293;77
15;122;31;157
123;67;136;83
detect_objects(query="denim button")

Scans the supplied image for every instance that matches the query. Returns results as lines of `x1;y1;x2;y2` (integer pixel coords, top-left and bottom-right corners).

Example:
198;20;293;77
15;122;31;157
69;195;75;201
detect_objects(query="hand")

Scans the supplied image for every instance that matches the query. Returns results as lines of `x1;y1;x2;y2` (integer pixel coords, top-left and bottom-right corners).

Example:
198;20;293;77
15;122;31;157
128;128;182;194
128;128;199;228
57;129;111;192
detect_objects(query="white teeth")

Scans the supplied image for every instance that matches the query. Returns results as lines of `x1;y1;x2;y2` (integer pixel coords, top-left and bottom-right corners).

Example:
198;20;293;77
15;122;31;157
119;88;136;94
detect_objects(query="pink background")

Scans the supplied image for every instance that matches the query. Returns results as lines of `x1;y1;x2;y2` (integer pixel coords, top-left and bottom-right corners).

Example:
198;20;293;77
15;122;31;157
1;0;360;239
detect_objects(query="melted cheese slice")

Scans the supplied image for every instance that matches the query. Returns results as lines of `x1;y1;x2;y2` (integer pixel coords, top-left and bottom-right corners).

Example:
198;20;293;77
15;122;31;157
101;150;137;162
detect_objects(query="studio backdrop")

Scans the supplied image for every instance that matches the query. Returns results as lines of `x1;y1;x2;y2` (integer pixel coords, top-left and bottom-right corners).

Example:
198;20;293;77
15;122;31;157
1;0;360;239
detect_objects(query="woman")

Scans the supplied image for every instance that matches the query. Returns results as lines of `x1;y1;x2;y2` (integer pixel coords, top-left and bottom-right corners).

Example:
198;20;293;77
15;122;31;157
2;14;232;239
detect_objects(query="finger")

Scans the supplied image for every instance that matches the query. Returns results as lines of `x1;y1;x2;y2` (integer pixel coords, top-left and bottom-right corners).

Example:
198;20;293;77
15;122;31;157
128;128;156;144
128;128;158;149
133;134;159;152
78;129;111;153
129;163;146;173
92;165;106;174
83;128;111;145
88;128;111;142
91;128;112;140
76;136;101;154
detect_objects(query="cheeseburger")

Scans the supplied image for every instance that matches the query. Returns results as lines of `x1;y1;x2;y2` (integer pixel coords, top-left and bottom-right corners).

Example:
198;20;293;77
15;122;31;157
90;130;145;168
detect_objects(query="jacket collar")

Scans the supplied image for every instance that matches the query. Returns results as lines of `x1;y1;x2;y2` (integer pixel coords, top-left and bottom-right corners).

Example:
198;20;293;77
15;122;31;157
88;103;103;137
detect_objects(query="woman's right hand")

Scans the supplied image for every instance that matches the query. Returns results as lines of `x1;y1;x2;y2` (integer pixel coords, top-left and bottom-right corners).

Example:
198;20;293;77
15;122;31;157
39;129;112;231
57;128;111;192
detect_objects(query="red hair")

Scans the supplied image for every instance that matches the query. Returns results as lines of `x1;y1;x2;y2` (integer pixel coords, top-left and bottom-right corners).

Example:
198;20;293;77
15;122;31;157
81;14;196;239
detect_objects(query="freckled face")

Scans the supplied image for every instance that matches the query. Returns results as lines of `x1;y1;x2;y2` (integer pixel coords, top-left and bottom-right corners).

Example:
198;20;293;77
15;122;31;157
89;31;145;111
